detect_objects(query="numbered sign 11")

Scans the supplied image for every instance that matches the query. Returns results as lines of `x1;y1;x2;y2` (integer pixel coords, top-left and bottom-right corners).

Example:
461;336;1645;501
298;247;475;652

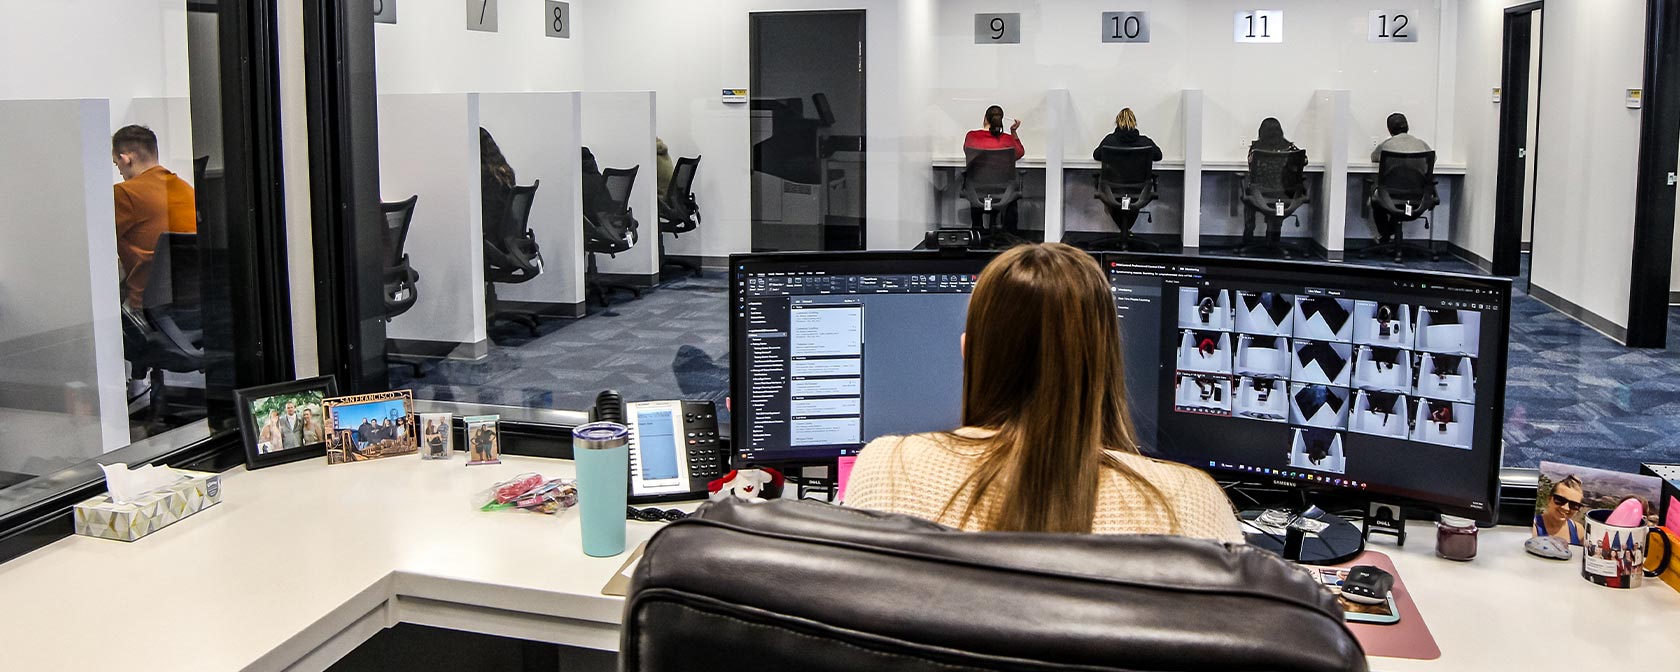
546;1;570;38
974;13;1021;44
1368;10;1417;42
1101;12;1150;43
1234;10;1282;43
467;0;497;33
374;0;396;24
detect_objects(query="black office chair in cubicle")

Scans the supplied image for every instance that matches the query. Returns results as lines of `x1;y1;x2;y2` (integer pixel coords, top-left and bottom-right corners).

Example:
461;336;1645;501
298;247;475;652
483;181;544;336
623;499;1367;672
657;155;703;278
1090;145;1162;251
124;232;205;425
584;166;643;307
1237;147;1312;258
961;148;1023;246
1361;150;1440;262
380;196;424;377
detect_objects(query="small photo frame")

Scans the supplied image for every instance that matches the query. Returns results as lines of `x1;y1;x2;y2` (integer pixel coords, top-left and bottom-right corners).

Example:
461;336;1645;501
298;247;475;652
234;376;339;470
323;390;417;464
464;415;502;465
419;412;454;460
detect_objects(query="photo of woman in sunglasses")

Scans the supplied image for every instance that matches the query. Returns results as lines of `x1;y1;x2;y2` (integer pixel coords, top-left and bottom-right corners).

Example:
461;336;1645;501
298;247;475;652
1535;474;1585;546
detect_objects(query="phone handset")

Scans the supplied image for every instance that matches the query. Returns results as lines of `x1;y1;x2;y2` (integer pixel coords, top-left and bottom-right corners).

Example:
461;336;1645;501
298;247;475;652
593;390;722;503
592;389;625;424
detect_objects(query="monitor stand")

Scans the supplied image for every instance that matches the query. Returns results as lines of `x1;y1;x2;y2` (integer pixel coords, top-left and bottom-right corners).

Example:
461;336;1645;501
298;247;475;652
1239;489;1366;565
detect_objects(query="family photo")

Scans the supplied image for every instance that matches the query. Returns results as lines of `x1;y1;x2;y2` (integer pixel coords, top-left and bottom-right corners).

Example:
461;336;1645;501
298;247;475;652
234;376;339;469
324;391;417;464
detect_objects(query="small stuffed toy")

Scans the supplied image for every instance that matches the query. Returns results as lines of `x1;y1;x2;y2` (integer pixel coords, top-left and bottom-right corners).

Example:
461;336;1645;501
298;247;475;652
707;468;784;502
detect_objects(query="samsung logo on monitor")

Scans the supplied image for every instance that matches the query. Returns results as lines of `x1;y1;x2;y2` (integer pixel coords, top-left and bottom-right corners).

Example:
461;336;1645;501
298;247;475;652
1270;479;1299;489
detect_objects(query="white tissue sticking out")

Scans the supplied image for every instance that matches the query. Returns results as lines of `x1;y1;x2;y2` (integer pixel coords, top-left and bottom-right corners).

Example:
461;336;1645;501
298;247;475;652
100;463;187;504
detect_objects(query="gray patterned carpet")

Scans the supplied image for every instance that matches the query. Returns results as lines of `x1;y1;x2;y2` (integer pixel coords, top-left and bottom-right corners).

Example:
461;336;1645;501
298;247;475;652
394;257;1680;473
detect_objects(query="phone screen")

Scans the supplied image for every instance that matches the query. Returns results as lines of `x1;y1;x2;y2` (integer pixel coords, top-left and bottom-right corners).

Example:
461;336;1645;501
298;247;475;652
634;408;681;481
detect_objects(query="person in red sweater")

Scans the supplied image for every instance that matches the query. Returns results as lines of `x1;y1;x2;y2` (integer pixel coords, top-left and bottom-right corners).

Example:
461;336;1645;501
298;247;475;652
962;105;1024;235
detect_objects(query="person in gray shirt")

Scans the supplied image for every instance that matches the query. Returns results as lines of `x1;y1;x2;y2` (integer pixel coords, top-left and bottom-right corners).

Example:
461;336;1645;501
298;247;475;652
1371;113;1432;243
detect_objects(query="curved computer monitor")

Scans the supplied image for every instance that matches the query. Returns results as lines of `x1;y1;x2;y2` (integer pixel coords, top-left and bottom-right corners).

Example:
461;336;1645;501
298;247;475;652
1107;252;1510;521
729;250;997;466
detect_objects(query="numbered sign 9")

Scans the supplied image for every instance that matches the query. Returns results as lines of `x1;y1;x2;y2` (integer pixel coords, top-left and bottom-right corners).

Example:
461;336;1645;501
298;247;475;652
373;0;396;25
467;0;497;32
1368;10;1417;43
545;1;570;38
1234;10;1282;43
974;13;1021;44
1101;12;1150;43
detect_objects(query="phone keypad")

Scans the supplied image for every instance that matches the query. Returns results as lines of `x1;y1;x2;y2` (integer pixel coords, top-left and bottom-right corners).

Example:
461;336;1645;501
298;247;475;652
684;406;724;481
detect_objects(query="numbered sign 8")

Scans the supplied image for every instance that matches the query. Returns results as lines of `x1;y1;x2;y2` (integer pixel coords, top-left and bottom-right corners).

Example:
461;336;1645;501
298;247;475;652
1368;10;1417;43
467;0;497;33
546;1;570;38
1101;12;1150;43
374;0;396;24
1234;10;1282;43
974;13;1021;44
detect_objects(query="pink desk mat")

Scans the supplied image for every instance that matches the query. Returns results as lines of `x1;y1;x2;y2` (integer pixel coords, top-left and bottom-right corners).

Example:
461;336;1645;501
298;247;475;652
1328;550;1441;661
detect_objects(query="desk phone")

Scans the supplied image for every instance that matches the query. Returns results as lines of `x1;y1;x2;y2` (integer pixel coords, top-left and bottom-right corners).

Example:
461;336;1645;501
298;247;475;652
593;391;723;503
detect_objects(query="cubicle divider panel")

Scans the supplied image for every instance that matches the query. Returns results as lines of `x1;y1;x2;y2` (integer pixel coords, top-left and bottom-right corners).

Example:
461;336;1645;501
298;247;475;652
581;91;659;282
478;92;585;316
1318;89;1352;259
1043;89;1068;243
377;93;488;359
1182;89;1205;250
0;99;130;459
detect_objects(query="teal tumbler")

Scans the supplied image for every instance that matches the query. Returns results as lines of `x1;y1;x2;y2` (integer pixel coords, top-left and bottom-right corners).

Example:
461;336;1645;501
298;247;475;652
573;422;630;557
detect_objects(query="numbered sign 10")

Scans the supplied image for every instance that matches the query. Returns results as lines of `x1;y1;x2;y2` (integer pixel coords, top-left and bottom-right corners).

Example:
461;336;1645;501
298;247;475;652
467;0;497;32
974;13;1021;44
1101;12;1150;43
1234;10;1282;43
1368;10;1417;42
374;0;396;24
546;1;570;38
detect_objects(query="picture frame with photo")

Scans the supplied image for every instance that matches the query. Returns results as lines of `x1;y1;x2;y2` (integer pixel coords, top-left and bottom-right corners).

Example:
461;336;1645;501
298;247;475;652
323;390;417;464
464;415;502;465
419;412;454;460
234;376;339;470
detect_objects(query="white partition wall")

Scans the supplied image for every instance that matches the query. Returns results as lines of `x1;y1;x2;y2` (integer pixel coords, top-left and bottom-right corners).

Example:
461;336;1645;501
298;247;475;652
479;92;586;316
377;93;487;359
1182;89;1204;250
0;99;129;466
582;91;659;281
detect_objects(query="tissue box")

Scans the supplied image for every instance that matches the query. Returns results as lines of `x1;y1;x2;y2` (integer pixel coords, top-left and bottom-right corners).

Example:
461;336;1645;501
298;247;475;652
73;469;222;542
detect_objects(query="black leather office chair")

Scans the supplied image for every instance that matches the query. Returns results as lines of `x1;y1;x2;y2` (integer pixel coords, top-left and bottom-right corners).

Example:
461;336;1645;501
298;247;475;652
125;232;205;425
658;156;702;278
379;196;424;378
961;147;1023;245
1362;150;1440;262
1090;145;1161;251
584;166;643;307
483;181;544;336
624;499;1366;672
1235;148;1312;258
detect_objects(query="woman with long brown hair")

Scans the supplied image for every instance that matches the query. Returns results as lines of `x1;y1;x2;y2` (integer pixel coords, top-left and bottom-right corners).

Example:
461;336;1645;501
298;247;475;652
846;243;1242;540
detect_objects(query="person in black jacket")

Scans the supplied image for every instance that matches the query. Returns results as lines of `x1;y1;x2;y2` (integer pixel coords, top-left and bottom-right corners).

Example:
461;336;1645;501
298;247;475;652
1091;109;1162;237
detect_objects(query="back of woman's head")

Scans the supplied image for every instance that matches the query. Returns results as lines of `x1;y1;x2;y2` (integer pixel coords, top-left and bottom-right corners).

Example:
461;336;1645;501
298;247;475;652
480;128;516;188
1115;108;1138;132
985;105;1005;138
951;243;1168;533
1257;117;1285;144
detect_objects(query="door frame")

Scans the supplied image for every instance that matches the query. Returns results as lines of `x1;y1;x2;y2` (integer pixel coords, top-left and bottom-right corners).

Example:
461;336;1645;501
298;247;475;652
1626;0;1680;347
1492;2;1543;279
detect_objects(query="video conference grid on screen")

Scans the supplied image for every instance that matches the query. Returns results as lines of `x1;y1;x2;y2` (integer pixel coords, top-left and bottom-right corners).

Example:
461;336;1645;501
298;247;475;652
1109;259;1503;514
732;258;983;463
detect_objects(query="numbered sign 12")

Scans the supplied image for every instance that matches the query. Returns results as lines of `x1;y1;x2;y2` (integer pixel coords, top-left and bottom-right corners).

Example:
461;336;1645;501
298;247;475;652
374;0;396;24
1101;12;1150;43
1368;10;1417;42
545;1;570;38
974;13;1021;44
1234;10;1282;43
467;0;497;33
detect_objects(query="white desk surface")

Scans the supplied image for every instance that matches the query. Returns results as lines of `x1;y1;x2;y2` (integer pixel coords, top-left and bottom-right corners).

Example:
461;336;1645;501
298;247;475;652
932;156;1467;175
0;454;1674;671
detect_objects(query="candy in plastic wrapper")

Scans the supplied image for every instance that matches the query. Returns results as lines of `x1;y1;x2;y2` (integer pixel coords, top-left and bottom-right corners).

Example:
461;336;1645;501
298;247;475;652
476;473;578;515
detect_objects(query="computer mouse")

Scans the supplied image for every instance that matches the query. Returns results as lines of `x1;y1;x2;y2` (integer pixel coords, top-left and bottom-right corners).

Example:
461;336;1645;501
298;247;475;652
1524;534;1574;560
1341;565;1393;605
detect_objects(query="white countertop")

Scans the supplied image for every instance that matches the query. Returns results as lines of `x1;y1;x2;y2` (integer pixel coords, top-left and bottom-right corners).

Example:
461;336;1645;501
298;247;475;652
0;454;1674;670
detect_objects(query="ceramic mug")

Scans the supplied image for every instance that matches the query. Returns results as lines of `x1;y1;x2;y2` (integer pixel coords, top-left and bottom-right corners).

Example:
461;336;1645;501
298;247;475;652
1580;509;1675;589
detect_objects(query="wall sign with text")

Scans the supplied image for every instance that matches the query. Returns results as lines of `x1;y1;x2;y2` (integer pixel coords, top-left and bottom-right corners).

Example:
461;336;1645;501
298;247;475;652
974;13;1021;44
1101;12;1150;43
545;1;570;38
467;0;497;33
374;0;396;24
1234;10;1282;43
1368;10;1417;42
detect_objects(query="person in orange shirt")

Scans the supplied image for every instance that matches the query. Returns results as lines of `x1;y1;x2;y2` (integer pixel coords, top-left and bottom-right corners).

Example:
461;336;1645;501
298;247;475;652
112;125;196;309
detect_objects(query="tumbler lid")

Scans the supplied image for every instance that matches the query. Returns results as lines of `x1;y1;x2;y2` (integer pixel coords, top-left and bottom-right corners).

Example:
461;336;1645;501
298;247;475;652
573;422;630;448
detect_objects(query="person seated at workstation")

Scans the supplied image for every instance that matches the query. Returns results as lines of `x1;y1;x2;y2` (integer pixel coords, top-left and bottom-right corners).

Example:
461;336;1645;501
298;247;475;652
962;105;1026;239
1369;112;1433;247
655;137;673;203
1093;108;1162;163
1236;117;1311;258
481;128;517;237
112;124;196;311
846;243;1243;541
1089;108;1164;250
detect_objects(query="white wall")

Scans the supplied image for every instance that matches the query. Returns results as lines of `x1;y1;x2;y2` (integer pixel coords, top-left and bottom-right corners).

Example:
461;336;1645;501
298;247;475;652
1452;0;1532;261
1527;0;1647;328
373;1;585;94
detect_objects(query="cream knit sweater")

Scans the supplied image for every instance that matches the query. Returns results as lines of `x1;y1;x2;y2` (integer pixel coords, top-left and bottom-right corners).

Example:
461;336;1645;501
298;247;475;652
845;428;1245;543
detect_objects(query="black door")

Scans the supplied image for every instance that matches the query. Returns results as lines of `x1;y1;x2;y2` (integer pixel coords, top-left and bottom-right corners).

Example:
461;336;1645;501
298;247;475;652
749;11;867;252
1492;3;1542;278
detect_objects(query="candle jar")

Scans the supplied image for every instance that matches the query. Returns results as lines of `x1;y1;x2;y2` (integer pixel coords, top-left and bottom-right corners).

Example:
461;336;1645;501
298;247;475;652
1436;515;1478;561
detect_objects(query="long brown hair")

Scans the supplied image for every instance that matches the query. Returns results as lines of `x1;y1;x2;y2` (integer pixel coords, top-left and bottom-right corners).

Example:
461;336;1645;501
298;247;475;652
940;243;1175;533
